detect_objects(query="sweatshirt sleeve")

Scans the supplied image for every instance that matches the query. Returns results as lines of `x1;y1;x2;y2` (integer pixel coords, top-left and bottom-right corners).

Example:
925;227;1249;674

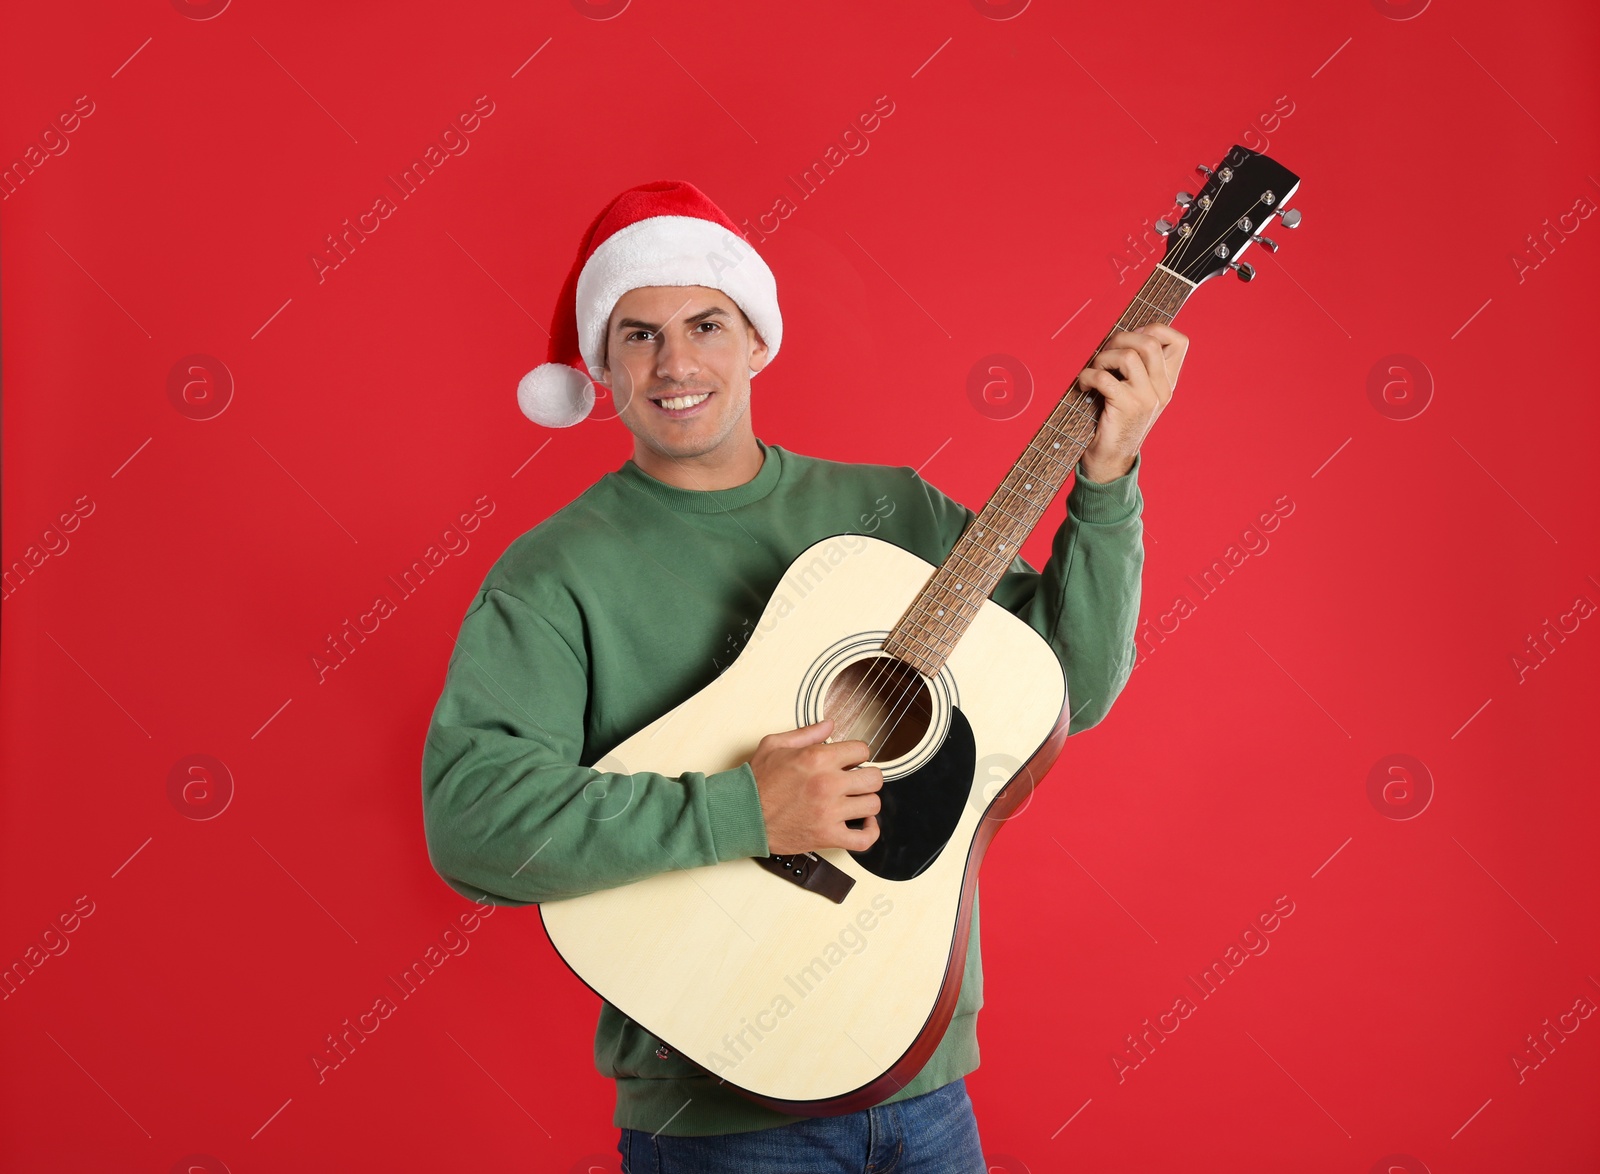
914;453;1144;734
420;586;771;907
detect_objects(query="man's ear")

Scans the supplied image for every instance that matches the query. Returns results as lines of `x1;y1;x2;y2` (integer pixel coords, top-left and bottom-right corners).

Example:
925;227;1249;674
748;327;770;376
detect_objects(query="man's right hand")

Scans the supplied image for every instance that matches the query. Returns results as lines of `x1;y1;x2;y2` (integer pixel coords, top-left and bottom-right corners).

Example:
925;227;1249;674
748;718;882;855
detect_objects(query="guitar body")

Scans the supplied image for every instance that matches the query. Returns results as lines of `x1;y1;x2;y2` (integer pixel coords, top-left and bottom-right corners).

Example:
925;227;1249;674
539;532;1071;1115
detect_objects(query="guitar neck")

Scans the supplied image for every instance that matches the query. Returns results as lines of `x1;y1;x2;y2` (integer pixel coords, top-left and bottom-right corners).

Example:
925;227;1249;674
882;263;1196;678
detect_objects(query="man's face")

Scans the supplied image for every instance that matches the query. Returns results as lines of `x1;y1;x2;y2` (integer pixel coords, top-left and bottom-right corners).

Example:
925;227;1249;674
597;285;768;461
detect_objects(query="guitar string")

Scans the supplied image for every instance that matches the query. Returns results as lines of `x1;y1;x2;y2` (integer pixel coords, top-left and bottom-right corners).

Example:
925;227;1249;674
840;269;1187;773
837;173;1258;755
816;336;1114;766
826;263;1190;772
842;186;1271;782
816;265;1153;752
825;263;1187;783
846;181;1261;762
830;181;1250;789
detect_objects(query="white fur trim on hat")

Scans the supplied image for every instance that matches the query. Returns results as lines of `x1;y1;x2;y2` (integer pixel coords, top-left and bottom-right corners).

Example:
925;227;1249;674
517;362;595;429
574;215;781;375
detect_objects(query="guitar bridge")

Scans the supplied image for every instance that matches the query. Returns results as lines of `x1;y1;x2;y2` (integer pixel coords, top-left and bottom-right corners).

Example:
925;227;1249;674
754;852;856;904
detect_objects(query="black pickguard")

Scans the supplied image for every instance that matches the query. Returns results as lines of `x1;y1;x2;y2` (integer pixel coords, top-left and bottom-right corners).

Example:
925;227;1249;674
846;706;977;881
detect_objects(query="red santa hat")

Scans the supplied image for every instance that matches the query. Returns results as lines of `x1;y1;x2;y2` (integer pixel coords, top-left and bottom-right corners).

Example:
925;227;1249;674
517;180;782;428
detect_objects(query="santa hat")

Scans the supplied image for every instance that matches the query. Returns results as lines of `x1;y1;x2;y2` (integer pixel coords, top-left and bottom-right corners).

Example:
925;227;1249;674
517;180;782;428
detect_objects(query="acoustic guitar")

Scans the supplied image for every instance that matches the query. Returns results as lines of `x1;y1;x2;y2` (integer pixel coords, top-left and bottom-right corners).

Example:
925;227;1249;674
539;144;1302;1115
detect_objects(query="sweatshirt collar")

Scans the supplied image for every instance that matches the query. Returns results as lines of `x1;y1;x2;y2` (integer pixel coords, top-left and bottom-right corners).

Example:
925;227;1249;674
616;438;782;513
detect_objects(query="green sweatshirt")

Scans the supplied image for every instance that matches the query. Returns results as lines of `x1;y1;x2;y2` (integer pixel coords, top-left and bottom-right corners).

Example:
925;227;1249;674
421;437;1143;1136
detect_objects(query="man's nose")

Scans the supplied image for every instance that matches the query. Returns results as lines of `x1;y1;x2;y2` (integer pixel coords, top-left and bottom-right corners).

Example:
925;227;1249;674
655;330;700;382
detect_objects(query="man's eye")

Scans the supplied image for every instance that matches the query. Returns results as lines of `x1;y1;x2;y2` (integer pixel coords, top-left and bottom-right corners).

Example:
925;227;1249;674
625;323;716;342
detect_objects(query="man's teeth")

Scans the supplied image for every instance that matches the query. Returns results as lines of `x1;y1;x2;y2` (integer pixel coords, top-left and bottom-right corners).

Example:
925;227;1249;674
658;392;710;410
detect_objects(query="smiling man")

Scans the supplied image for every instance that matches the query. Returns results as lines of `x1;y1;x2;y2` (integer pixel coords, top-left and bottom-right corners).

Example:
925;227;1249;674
604;287;770;490
421;180;1184;1173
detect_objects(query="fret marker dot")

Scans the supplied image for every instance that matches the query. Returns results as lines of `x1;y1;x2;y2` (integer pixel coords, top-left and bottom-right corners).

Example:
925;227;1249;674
937;608;944;616
1052;442;1059;449
1025;483;1032;489
999;543;1005;550
955;583;963;590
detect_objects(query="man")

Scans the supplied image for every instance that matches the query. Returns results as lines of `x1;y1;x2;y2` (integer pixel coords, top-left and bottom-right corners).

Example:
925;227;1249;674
421;180;1186;1173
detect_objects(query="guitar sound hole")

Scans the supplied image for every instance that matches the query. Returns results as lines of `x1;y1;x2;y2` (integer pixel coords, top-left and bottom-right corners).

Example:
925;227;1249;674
822;655;932;764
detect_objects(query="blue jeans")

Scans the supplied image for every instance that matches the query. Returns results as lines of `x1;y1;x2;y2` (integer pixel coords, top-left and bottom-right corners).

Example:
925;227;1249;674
617;1077;987;1173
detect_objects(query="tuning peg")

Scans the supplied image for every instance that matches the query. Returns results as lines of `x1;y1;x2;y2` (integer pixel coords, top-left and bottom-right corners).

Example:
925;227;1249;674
1196;164;1214;177
1175;191;1193;206
1277;208;1302;228
1230;260;1255;282
1154;218;1174;236
1250;234;1279;253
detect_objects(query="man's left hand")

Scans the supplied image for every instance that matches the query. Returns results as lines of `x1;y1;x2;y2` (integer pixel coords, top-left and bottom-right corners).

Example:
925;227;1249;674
1075;323;1188;483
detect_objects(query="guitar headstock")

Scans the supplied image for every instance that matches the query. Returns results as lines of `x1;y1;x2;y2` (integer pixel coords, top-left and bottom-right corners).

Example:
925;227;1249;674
1158;145;1302;285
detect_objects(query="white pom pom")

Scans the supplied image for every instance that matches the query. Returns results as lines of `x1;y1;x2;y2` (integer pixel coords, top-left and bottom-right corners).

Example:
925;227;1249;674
517;363;595;428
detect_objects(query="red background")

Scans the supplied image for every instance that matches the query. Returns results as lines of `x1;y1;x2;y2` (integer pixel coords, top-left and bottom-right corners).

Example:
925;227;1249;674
3;1;1597;1170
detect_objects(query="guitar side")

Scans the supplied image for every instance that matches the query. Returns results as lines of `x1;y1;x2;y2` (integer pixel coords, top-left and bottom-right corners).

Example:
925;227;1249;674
538;532;1070;1113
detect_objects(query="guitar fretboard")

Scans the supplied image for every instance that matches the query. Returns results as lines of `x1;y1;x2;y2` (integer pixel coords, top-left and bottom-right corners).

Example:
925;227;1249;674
882;263;1196;678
